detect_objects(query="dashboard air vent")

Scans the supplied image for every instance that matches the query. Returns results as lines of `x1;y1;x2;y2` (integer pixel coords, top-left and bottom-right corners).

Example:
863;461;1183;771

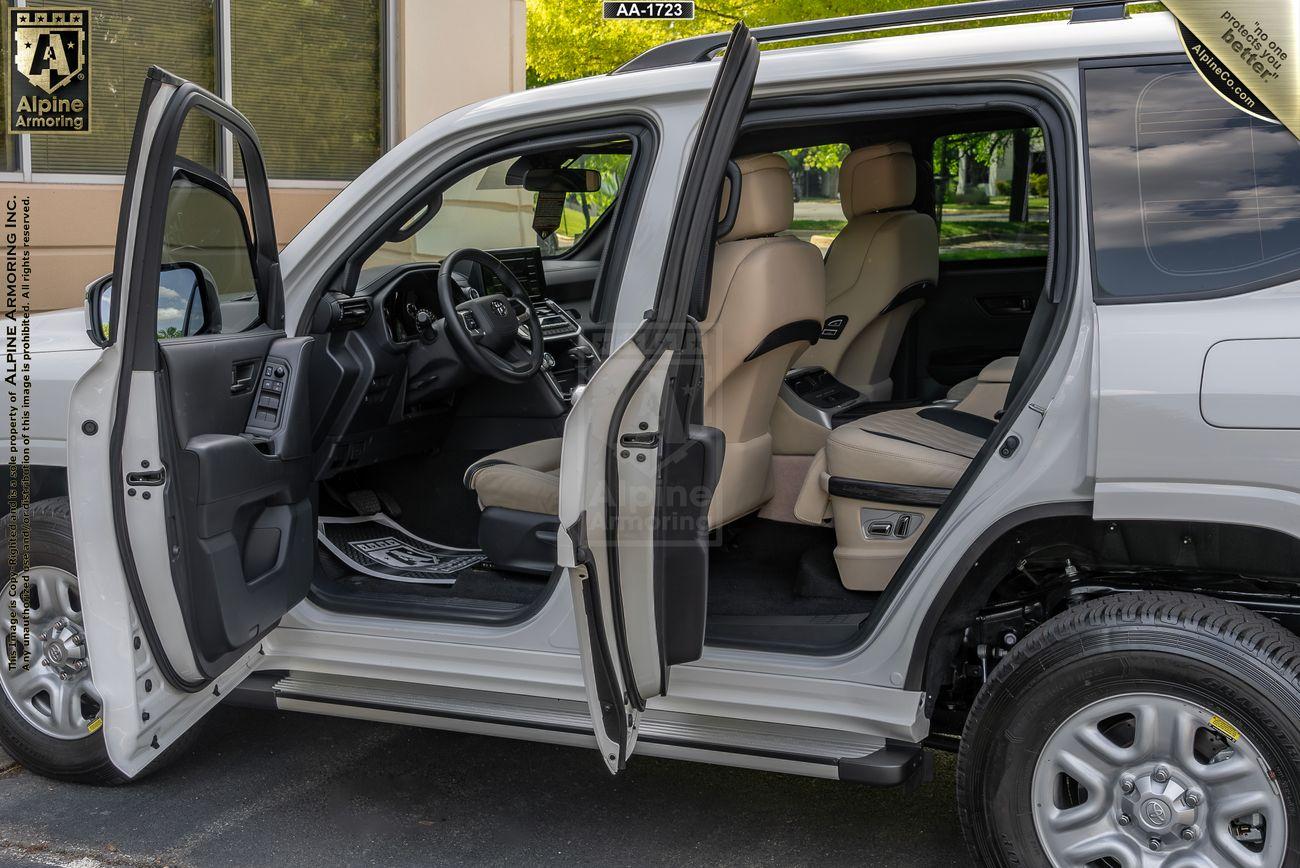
334;297;372;329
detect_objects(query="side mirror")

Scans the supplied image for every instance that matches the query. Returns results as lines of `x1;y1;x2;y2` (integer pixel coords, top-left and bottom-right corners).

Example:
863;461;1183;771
84;261;221;348
156;261;221;339
522;168;600;194
84;274;114;347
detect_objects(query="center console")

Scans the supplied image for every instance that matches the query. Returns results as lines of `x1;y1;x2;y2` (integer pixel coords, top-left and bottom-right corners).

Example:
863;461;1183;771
489;247;601;402
780;366;924;430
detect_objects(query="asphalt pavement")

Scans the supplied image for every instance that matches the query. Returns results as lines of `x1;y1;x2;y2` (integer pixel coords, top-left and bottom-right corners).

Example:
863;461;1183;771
0;706;968;867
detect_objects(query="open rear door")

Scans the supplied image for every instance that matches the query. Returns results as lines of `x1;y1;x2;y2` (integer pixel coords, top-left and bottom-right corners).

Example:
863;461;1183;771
67;68;314;776
560;24;758;773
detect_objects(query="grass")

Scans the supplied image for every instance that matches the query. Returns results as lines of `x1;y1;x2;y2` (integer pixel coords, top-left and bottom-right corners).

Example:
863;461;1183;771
790;216;1049;263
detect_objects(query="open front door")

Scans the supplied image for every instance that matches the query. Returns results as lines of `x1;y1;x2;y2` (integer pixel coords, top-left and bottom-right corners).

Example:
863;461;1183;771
560;25;758;773
67;68;314;777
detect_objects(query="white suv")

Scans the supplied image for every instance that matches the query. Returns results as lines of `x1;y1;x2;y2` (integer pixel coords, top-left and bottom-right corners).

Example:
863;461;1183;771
6;3;1300;864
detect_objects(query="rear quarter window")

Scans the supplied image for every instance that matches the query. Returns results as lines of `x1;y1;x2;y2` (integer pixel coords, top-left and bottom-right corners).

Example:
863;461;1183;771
1083;62;1300;301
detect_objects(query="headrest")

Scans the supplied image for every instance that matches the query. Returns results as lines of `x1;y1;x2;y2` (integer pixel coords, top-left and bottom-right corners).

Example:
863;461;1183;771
838;142;916;219
718;152;794;243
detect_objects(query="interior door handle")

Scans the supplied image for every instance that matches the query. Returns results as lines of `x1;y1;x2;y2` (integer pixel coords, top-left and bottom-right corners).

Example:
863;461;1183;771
231;360;258;394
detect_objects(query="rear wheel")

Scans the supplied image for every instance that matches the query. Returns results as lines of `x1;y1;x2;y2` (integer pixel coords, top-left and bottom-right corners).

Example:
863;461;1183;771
958;591;1300;867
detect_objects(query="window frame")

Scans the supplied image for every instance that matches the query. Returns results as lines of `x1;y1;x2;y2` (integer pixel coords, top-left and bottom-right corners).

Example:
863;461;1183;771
4;0;396;185
1078;53;1300;305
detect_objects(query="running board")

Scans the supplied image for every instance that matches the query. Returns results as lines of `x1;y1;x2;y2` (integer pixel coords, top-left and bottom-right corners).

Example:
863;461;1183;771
271;673;926;785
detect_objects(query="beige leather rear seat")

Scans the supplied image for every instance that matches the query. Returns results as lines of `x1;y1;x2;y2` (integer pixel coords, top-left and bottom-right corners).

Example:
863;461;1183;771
794;356;1017;591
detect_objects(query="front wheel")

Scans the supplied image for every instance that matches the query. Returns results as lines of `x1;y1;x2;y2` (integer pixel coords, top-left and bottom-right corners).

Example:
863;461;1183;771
958;591;1300;867
0;497;125;783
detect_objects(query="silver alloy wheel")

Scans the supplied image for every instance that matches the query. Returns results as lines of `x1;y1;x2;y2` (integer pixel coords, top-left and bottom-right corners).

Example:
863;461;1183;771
0;567;101;740
1032;692;1286;867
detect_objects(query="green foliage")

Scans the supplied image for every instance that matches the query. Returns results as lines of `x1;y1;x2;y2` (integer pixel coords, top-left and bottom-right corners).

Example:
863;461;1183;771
995;179;1012;196
1029;172;1049;197
784;143;848;173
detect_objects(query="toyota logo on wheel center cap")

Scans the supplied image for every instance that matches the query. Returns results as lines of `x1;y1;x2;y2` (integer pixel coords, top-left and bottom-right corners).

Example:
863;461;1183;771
1142;798;1171;827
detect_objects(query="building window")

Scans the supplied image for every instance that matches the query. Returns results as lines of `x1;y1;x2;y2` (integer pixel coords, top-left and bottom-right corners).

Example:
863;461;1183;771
27;0;218;175
1085;62;1300;301
231;0;382;181
3;0;386;181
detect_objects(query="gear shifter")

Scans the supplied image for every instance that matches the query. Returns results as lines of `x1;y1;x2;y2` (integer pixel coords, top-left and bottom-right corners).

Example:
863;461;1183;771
566;346;595;384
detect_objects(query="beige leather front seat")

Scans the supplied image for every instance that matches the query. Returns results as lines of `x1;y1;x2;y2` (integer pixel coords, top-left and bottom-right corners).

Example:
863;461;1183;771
467;152;825;531
796;142;937;400
699;153;826;527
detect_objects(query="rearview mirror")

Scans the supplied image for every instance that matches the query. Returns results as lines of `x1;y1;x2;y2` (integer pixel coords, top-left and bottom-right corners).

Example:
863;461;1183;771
522;168;600;194
84;261;221;348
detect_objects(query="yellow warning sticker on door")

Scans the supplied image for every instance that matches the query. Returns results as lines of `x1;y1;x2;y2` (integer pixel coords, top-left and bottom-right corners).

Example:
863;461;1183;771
87;717;102;734
1209;714;1241;742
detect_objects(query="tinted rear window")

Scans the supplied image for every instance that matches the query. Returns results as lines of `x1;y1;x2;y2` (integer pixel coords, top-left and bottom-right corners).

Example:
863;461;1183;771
1084;63;1300;301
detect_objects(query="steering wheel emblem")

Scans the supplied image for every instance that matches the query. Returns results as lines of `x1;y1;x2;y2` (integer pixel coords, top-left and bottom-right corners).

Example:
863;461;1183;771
491;299;509;317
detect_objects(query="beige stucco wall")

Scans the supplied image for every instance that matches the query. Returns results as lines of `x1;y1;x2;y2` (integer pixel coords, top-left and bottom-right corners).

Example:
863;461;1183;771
14;0;526;312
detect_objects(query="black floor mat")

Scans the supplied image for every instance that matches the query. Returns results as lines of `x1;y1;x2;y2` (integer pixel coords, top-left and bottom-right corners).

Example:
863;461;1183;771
313;540;550;611
319;514;485;584
707;517;879;617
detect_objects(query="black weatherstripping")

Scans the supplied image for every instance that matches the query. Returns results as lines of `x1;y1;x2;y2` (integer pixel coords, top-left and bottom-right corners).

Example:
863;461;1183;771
827;477;950;508
614;0;1135;72
599;23;758;718
109;67;297;691
743;319;821;362
730;82;1079;661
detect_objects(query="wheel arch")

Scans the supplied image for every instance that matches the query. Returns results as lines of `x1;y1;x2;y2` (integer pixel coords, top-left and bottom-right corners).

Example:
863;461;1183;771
0;465;69;520
910;503;1300;703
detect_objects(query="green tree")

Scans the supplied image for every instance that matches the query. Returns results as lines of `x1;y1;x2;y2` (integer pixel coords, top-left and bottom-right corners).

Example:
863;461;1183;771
525;0;1071;174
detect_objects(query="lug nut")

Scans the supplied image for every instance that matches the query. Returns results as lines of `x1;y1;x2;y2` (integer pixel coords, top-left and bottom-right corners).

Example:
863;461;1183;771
1149;837;1162;851
1120;776;1136;793
1152;765;1170;783
1181;826;1198;841
1184;791;1201;807
1118;813;1131;826
40;658;50;667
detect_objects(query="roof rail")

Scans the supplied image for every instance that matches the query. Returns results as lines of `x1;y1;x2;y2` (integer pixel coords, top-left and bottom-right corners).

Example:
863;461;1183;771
612;0;1129;74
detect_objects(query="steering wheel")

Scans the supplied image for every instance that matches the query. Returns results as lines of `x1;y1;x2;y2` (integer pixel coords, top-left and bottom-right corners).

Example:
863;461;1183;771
437;248;544;384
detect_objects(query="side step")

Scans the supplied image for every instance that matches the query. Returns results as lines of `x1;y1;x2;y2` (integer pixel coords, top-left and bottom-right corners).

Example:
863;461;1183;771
270;673;927;785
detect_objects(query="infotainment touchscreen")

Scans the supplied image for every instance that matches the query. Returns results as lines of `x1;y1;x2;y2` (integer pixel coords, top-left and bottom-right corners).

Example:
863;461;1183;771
483;247;547;301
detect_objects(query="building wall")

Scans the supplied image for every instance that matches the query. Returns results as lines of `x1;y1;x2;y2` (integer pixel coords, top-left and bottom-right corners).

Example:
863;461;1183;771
19;0;525;312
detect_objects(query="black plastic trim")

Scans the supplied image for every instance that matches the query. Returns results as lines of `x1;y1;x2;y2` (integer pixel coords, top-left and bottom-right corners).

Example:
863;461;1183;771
837;739;928;787
827;477;950;508
743;319;821;362
916;406;998;438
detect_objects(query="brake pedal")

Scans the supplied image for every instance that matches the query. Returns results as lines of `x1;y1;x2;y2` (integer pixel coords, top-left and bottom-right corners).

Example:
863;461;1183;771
345;489;383;516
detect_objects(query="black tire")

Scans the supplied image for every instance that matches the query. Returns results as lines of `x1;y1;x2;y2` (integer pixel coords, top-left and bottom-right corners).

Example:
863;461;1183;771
0;497;198;785
957;591;1300;867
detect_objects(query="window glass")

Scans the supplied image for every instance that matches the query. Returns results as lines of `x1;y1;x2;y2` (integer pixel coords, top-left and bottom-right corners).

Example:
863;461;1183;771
1085;63;1300;300
932;128;1050;261
368;145;633;270
551;152;630;254
160;170;260;336
785;145;848;257
231;0;382;180
27;0;218;174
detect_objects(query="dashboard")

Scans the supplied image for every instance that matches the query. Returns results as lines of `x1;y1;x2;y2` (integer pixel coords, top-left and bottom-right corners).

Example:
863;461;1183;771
308;246;602;478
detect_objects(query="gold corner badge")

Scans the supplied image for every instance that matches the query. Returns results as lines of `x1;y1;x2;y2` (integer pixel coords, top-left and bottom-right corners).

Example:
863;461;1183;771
6;7;91;135
1164;0;1295;134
